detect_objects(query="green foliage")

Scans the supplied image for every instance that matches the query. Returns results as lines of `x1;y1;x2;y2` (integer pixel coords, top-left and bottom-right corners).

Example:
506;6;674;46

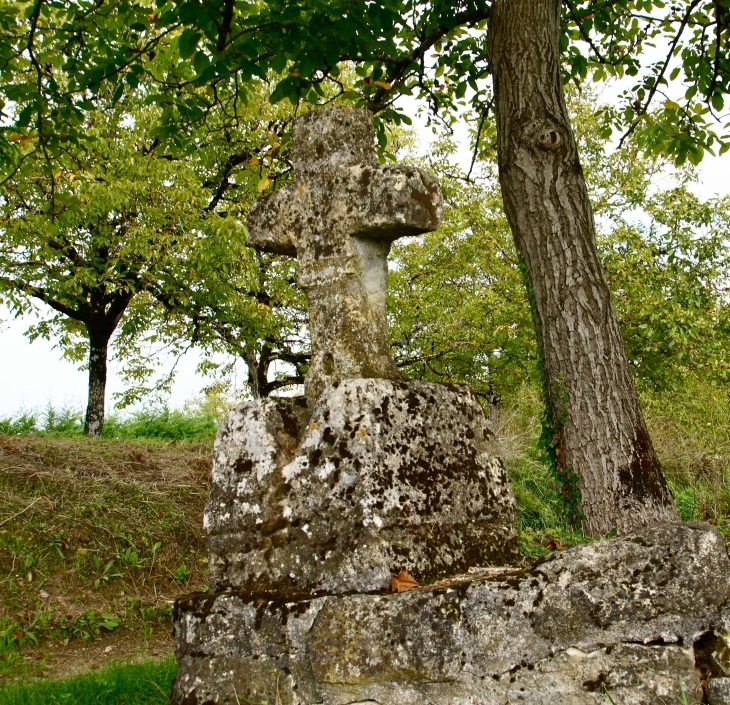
1;0;728;167
0;657;177;704
388;139;537;401
602;190;730;391
104;407;218;441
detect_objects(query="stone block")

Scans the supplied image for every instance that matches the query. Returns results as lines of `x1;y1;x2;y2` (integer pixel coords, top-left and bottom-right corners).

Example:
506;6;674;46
710;677;730;705
173;522;728;705
206;378;519;594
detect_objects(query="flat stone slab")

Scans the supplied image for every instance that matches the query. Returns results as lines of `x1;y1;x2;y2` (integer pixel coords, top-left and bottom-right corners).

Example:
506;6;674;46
173;522;730;705
206;379;519;594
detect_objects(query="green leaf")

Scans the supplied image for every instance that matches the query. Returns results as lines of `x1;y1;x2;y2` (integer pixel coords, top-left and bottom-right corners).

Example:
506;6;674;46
269;76;299;105
193;50;210;76
178;29;201;59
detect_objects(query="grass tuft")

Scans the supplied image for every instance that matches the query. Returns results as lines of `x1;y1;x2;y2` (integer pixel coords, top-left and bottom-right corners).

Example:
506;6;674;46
0;657;176;704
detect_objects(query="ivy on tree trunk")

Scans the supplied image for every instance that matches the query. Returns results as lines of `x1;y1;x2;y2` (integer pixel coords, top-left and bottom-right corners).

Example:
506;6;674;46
488;0;678;535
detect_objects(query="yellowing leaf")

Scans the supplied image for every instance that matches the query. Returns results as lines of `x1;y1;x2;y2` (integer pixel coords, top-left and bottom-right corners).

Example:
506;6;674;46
373;80;392;90
257;176;270;192
246;157;261;167
53;170;62;180
664;100;680;111
9;134;34;147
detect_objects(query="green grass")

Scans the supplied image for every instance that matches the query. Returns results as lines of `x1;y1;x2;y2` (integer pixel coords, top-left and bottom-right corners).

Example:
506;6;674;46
0;657;176;704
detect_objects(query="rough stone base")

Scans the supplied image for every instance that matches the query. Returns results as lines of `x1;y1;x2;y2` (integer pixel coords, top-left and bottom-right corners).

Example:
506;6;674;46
206;379;518;594
172;522;730;705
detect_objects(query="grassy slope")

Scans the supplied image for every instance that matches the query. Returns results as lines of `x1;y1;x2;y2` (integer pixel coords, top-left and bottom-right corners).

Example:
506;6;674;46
0;435;211;683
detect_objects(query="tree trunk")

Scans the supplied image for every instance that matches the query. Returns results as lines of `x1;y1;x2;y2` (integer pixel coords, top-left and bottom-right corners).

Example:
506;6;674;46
487;0;678;535
246;346;270;399
84;332;109;437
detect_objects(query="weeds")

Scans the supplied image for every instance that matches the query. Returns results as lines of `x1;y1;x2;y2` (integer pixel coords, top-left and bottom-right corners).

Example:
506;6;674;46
0;405;219;441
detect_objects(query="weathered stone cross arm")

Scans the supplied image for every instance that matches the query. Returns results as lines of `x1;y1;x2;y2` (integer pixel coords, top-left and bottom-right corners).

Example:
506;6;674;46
246;107;443;403
247;163;442;257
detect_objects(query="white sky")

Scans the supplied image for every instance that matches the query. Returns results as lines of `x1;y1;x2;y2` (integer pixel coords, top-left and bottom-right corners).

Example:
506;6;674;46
1;88;729;418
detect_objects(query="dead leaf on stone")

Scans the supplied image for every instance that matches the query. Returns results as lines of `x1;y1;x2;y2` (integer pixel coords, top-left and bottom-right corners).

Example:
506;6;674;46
355;427;368;440
391;569;419;593
545;538;564;551
310;422;317;431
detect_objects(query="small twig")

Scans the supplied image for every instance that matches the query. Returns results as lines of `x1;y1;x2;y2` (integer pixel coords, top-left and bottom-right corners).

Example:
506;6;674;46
0;495;43;526
149;679;169;698
232;683;242;705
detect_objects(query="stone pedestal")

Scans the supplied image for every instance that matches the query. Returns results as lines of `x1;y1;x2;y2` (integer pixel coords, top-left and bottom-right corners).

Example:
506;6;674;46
206;379;519;596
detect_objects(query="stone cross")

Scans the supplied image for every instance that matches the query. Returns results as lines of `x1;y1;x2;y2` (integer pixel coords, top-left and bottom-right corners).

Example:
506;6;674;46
247;107;444;403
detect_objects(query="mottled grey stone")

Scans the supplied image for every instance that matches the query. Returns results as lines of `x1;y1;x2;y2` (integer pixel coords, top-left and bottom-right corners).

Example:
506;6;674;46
206;378;519;594
172;522;728;705
247;107;443;404
709;677;730;705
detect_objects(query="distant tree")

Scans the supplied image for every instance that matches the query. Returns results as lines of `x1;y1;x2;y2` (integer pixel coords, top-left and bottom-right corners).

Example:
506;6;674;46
0;89;306;434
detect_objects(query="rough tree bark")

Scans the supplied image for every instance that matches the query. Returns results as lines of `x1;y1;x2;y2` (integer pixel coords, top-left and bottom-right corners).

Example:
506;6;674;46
84;330;110;437
488;0;678;535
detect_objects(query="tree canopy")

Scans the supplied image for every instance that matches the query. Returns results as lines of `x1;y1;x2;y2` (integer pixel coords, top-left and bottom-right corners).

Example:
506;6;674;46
2;0;729;170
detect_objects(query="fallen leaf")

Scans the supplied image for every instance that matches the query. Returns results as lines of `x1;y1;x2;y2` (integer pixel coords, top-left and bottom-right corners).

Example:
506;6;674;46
42;495;53;512
391;569;419;593
257;175;270;192
545;538;564;551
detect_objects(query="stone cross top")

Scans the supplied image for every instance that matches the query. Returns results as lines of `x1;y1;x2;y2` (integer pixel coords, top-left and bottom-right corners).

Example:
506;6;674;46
247;107;444;402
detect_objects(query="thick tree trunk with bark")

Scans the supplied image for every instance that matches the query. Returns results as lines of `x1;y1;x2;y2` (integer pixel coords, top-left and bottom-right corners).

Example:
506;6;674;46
84;331;110;437
488;0;678;535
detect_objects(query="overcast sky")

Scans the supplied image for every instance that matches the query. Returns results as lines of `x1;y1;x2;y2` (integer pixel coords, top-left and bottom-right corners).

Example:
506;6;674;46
1;92;729;418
